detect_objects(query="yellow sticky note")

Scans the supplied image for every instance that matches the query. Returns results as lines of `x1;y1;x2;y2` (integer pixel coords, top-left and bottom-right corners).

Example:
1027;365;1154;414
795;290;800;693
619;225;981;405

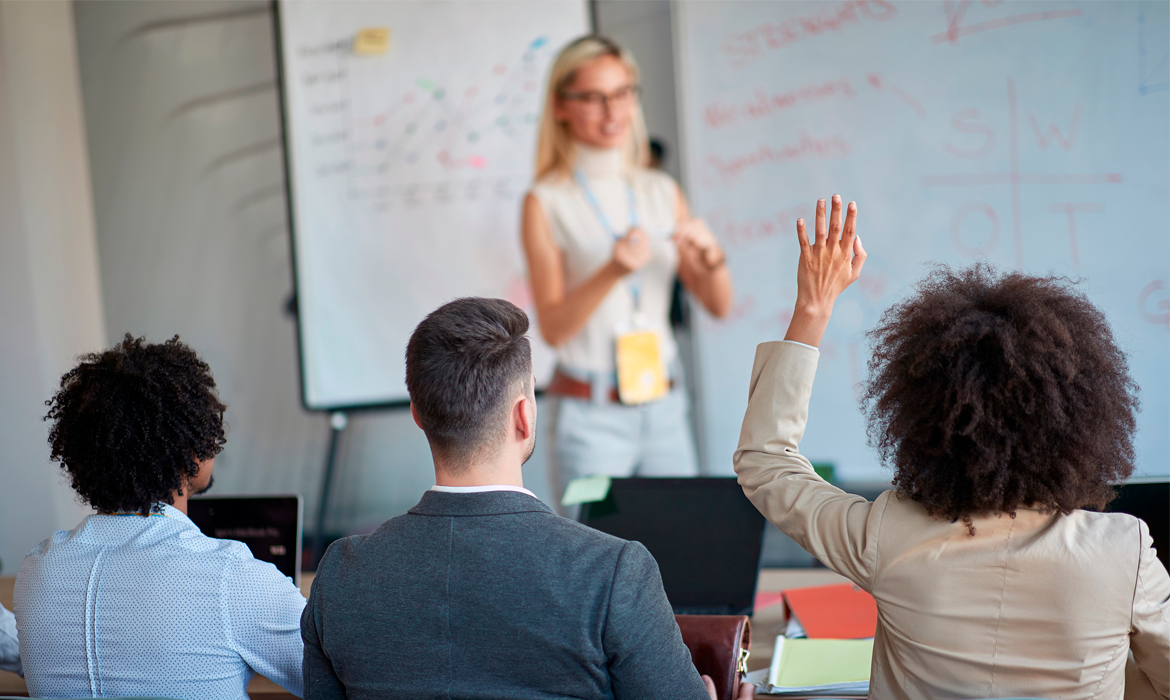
353;28;390;56
615;330;668;404
561;475;612;507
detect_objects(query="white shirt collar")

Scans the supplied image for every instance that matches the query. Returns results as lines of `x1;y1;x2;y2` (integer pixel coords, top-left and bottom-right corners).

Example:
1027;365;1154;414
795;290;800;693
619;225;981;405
429;484;538;499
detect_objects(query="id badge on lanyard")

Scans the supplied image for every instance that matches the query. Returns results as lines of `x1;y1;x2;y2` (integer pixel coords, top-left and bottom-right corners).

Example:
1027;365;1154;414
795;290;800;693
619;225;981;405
575;169;669;405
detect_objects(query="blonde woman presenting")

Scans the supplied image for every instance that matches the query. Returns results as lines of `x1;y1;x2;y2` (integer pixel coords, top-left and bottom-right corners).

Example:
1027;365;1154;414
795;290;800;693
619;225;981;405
522;36;732;501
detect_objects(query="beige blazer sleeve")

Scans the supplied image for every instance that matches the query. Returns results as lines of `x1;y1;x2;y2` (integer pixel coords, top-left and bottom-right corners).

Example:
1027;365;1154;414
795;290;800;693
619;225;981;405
734;341;887;590
1129;519;1170;698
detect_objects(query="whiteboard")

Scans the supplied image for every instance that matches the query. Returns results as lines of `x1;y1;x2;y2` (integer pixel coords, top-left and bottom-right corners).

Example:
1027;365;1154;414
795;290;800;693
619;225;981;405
278;1;588;409
676;1;1169;479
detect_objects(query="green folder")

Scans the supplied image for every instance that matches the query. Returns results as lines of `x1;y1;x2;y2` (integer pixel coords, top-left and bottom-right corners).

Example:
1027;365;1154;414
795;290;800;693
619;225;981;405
769;637;873;688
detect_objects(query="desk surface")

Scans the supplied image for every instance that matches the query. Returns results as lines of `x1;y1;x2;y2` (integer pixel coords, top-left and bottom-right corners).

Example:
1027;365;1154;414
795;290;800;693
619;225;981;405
0;568;846;697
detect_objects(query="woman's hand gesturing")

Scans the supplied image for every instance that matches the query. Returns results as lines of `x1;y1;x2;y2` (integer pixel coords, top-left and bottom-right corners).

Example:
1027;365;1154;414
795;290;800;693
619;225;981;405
674;217;724;268
784;195;866;347
609;227;653;275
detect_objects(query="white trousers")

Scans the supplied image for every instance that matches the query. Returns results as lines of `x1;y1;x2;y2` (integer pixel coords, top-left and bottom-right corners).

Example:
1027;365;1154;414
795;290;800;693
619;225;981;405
547;383;699;513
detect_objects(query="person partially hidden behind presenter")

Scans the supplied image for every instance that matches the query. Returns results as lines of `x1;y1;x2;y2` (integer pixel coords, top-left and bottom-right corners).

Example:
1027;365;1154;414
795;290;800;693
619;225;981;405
736;195;1169;700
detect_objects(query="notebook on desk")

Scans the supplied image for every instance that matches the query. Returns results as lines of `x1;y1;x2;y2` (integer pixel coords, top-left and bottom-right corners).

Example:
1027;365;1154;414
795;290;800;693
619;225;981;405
579;477;767;615
756;637;872;697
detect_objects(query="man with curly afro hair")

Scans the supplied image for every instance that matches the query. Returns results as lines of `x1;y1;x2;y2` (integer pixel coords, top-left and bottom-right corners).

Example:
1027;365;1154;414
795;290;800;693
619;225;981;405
14;335;306;700
734;196;1169;700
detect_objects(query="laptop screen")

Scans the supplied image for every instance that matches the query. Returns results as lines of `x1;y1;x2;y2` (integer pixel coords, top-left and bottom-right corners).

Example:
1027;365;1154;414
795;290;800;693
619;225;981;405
1106;479;1168;571
188;495;303;585
580;478;766;615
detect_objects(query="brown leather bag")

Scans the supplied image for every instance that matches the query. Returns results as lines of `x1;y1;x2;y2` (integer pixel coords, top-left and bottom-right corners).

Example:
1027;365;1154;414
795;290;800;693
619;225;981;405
675;614;751;700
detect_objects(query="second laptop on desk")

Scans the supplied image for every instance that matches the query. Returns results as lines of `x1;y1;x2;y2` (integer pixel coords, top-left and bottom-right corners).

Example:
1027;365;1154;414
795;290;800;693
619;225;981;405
579;477;767;615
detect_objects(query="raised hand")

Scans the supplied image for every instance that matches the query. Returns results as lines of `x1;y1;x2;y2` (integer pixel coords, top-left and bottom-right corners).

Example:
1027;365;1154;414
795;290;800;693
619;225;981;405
610;227;654;275
784;195;866;347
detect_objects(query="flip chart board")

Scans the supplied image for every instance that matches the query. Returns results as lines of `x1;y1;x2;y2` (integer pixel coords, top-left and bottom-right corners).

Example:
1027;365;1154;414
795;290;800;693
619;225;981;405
277;1;587;409
676;1;1169;479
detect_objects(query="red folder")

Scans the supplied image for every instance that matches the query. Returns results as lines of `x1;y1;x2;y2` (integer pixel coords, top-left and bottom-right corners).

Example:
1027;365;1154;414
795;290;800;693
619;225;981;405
753;591;787;612
782;583;877;639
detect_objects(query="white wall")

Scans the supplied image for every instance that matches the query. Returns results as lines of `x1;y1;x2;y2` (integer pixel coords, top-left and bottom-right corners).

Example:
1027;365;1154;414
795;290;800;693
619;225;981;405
596;0;682;183
0;0;105;573
63;2;687;546
72;0;327;508
71;0;556;539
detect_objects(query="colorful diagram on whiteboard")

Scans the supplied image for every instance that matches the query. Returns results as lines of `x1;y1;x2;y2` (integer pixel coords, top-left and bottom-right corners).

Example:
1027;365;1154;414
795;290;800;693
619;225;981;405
279;0;587;408
294;33;554;208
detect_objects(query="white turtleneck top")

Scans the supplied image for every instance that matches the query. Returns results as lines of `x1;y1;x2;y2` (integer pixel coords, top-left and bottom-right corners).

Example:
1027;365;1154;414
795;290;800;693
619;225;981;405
530;145;680;377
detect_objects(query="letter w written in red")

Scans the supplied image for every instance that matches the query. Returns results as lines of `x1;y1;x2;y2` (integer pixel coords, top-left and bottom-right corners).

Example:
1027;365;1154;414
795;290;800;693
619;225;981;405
1029;104;1082;150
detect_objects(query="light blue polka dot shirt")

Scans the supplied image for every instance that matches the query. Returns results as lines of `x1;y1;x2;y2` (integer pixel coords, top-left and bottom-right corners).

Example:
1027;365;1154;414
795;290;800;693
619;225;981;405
0;602;19;675
14;503;305;699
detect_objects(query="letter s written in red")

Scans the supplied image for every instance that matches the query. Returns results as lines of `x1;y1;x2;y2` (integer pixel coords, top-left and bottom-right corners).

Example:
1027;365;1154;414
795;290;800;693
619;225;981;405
943;108;995;160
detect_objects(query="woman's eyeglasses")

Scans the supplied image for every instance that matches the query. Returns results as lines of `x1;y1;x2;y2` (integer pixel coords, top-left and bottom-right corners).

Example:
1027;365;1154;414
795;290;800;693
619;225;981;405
560;84;641;111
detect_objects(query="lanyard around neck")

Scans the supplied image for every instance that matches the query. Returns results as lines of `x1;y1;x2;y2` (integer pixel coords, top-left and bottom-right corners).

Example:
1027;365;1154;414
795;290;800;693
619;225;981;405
574;168;648;316
574;169;639;238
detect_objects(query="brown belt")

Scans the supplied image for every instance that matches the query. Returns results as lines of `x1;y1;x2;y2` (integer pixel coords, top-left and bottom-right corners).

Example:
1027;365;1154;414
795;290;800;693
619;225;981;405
547;370;673;404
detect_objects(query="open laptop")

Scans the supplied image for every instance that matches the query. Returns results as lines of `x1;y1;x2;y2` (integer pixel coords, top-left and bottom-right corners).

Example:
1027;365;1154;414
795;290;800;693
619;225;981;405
579;477;766;615
1106;478;1168;571
188;494;303;586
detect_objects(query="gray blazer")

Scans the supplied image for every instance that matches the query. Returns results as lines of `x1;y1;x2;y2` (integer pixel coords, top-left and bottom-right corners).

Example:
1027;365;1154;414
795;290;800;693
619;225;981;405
302;490;709;700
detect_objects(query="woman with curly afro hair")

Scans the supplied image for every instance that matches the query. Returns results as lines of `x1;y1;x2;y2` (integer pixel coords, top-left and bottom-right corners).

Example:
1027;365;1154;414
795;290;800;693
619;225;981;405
735;196;1168;700
16;335;306;699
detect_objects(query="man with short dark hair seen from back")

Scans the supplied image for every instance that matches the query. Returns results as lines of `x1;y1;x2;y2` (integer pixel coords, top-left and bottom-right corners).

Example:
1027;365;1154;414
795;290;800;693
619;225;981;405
301;298;744;700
